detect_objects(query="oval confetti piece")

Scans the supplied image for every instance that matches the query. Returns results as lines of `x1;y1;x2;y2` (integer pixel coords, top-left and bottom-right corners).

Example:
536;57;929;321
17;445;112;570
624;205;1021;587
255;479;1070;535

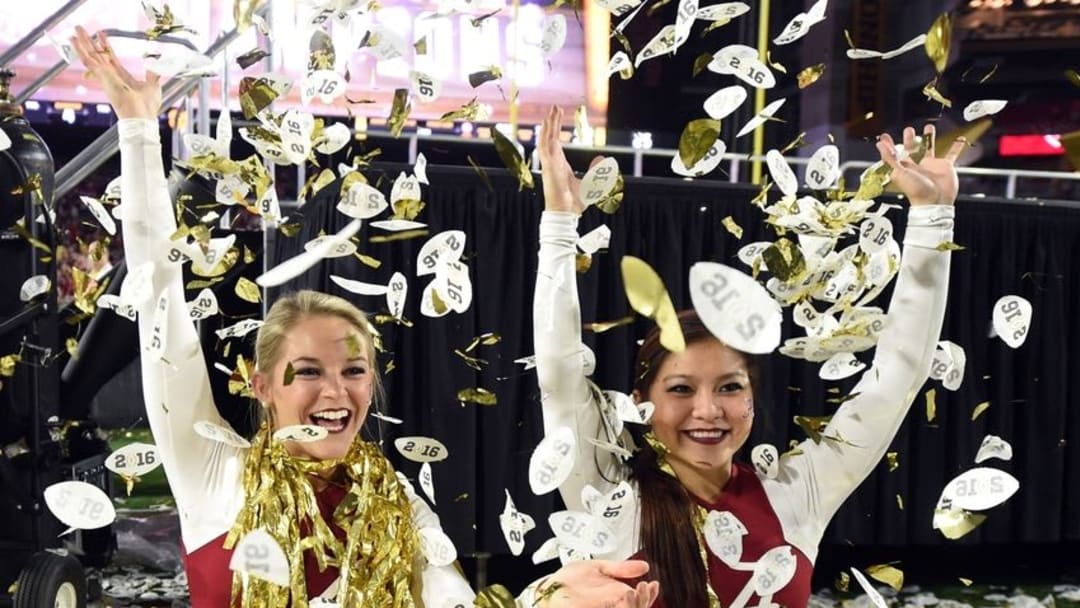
708;44;757;75
391;172;421;204
394;436;448;463
280;109;315;165
689;262;783;354
314;122;350;155
766;149;798;197
673;0;700;48
44;481;116;531
805;144;840;190
300;70;346;106
579;157;620;209
419;527;457;567
773;0;827;45
105;442;161;479
963;99;1007;122
637;400;655;424
736;241;771;267
420;279;451;318
622;256;685;352
386;272;408;319
736;98;786;138
942;340;966;391
731;57;776;89
145;292;170;360
703;510;747;565
330;275;388;296
858;216;893;255
121;261;156;309
20;275;50;302
540;14;568;57
414;153;429;184
974;435;1013;464
529;426;577;495
499;490;536;556
750;444;779;479
696;2;750;20
672;139;726;177
595;481;634;526
215;319;264;340
229;529;290;587
370;219;427;232
303;235;356;258
992;295;1032;349
435;260;472;314
608;51;632;77
940;467;1019;511
272;425;328;443
532;537;561;565
635;25;677;67
187;288;219;321
417;230;466;276
752;546;799;595
370;411;403;425
819;352;866;381
337;181;388;220
549;510;616;555
419;462;436;504
0;129;10;152
194;420;251;448
257;219;362;287
79;196;117;235
577;225;612;255
703;85;748;120
850;567;889;608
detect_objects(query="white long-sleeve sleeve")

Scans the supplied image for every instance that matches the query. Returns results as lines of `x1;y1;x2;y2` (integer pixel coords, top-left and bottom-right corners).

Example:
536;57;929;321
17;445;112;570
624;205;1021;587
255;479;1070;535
763;204;955;563
118;118;245;552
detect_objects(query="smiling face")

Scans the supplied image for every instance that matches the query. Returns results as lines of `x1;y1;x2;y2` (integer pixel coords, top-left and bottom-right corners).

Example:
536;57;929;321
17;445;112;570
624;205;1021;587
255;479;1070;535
640;338;755;486
253;314;373;460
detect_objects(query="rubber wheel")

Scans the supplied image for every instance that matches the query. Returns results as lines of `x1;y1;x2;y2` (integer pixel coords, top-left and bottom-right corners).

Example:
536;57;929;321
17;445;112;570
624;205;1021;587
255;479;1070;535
12;552;86;608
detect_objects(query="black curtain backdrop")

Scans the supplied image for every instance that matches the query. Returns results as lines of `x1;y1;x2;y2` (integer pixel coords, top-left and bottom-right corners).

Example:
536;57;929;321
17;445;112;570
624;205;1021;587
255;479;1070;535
269;163;1080;567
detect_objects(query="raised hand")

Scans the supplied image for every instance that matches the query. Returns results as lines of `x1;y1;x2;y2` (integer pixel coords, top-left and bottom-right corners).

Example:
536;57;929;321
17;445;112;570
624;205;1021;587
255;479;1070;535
538;560;660;608
70;26;161;120
538;106;587;215
876;124;966;207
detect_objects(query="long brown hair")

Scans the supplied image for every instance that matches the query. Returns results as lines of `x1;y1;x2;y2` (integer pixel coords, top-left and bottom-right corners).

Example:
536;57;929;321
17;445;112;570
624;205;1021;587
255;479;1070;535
627;310;761;608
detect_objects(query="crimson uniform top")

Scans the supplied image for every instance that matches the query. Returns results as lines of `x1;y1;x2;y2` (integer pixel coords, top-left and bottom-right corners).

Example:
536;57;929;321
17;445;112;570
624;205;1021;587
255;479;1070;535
533;207;954;607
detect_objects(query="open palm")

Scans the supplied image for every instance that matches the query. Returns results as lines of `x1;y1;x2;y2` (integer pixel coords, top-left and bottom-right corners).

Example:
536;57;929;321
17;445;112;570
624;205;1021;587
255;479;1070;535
541;560;659;608
538;106;588;215
71;26;161;120
877;124;965;207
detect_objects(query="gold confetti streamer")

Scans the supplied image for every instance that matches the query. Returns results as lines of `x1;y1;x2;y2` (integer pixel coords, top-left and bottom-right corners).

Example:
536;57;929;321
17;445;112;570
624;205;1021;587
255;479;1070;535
779;132;807;154
885;452;899;472
620;256;685;352
239;76;284;119
866;564;904;591
474;584;516;608
596;174;625;214
369;229;430;243
453;350;488;371
584;316;634;334
978;64;999;84
797;63;826;89
678;119;722;169
492;127;534;191
922;78;952;108
470;8;501;27
235;277;261;303
761;238;807;283
354;252;382;269
897;494;904;510
936;241;965;251
187;277;224;290
387;88;411;138
391;198;425;221
925;388;937;422
721;216;743;239
146;3;195;39
457;387;497;406
283;361;296;386
924;12;952;74
441;98;485;121
971;401;990;421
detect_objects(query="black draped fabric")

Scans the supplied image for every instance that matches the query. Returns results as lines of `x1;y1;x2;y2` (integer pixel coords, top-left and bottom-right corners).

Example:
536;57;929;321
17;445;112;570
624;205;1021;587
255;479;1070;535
274;163;1080;560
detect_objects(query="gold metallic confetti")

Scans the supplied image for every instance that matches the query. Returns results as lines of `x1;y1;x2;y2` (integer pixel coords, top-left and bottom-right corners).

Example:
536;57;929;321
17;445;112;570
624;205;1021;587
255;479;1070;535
355;252;382;269
924;12;952;74
702;18;733;36
145;3;195;39
885;452;899;472
235;277;261;303
453;350;488;371
936;241;965;252
233;0;260;32
492;128;535;191
897;494;904;510
575;253;592;274
464;332;502;352
187;277;224;290
584;316;634;334
391;199;425;221
307;29;335;72
780;132;807;154
794;415;831;444
866;564;904;591
922;78;952;108
1067;69;1080;89
855;162;890;201
236;48;269;70
468;66;503;88
474;584;515;608
762;238;807;283
1062;129;1080;172
369;229;430;243
596;174;625;214
243;246;256;264
721;216;743;239
11;173;44;206
344;333;362;360
414;36;428;55
0;354;19;377
283;361;296;386
385;359;395;374
647;0;674;17
678;118;722;169
239;76;284;119
441;98;485;121
65;337;79;359
972;401;990;421
766;50;788;74
979;64;999;84
71;267;109;315
620;256;685;353
934;508;986;539
797;63;826;89
387;88;410;138
959;578;973;586
227;355;255;398
693;53;713;77
534;581;565;606
835;571;850;592
470;8;501;27
925;388;937;422
458;387;497;406
467;155;494;192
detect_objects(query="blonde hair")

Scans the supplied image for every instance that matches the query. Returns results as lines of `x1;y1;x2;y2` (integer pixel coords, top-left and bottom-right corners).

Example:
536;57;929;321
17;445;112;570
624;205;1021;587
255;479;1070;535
254;290;384;421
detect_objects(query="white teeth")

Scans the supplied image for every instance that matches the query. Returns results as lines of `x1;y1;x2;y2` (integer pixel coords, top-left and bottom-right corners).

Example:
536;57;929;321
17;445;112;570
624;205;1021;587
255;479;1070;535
311;409;349;421
688;430;725;439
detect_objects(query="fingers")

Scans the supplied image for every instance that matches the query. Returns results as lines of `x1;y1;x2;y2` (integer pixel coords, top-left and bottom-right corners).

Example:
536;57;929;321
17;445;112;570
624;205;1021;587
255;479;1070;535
944;136;967;164
876;133;902;172
923;123;937;158
902;126;916;152
597;559;650;580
